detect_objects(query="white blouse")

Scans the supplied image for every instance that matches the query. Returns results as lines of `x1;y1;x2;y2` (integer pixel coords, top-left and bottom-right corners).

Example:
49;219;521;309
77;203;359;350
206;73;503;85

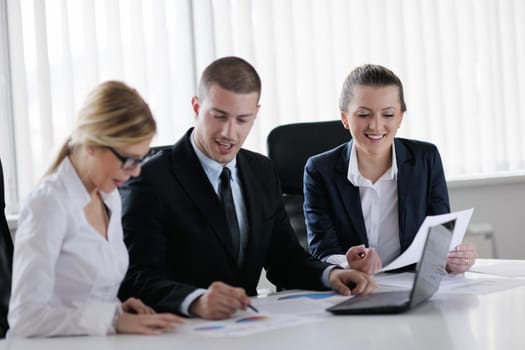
326;142;400;267
8;158;129;337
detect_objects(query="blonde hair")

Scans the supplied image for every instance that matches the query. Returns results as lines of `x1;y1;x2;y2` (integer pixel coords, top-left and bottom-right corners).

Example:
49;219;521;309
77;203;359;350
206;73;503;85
47;81;156;175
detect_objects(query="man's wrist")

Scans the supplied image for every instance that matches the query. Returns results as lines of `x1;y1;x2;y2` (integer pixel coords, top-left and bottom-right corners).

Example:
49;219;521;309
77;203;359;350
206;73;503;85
181;288;207;316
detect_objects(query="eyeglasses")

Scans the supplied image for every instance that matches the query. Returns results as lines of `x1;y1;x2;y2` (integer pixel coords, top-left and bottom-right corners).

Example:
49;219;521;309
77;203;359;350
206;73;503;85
106;146;149;171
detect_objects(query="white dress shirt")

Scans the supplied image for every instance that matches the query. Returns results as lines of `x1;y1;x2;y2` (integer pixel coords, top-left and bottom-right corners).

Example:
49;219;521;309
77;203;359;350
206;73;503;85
8;158;128;337
326;142;400;267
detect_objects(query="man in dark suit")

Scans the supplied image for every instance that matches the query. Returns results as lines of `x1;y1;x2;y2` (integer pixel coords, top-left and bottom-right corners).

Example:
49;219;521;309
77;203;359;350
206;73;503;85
119;56;375;320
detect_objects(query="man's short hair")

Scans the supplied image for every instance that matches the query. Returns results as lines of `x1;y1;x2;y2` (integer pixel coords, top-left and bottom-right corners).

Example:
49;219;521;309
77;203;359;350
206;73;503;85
198;56;261;101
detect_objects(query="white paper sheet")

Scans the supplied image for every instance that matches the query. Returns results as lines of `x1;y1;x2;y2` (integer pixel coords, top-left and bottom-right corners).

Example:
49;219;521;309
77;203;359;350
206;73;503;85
251;290;348;317
374;269;525;294
176;291;347;337
441;276;525;294
469;261;525;277
380;208;474;272
176;312;318;337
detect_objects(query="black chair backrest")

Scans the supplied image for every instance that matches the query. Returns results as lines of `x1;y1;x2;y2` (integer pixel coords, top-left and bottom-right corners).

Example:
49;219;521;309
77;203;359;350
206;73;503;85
0;158;13;338
141;145;172;164
267;120;351;248
267;120;351;195
149;145;172;156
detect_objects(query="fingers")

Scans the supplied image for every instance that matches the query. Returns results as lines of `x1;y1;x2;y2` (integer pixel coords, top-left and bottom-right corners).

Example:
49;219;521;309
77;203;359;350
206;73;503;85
116;313;185;335
346;246;382;275
447;242;479;273
348;271;378;295
361;248;382;275
137;314;185;334
446;255;473;273
446;260;470;273
190;281;250;320
346;245;366;260
329;269;378;296
143;314;185;328
122;297;156;314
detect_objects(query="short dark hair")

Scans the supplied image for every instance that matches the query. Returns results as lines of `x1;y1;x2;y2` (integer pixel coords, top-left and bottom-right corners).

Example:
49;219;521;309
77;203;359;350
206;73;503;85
198;56;261;101
339;64;407;113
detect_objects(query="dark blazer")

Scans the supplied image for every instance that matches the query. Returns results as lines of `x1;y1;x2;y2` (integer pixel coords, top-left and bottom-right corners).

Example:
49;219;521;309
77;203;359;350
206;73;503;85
119;128;330;313
1;159;13;338
304;138;450;261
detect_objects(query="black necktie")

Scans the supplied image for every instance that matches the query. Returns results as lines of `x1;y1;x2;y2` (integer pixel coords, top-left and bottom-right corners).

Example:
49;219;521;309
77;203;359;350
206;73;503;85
220;167;241;264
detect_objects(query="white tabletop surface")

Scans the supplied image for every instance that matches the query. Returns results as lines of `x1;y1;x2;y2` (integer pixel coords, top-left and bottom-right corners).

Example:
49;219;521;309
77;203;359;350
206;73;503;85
1;259;525;350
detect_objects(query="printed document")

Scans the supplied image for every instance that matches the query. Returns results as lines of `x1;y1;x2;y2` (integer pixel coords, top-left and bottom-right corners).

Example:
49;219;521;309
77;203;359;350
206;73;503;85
380;208;474;272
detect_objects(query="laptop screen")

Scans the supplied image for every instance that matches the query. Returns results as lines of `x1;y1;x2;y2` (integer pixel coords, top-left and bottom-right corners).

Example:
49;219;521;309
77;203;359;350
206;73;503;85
409;220;454;307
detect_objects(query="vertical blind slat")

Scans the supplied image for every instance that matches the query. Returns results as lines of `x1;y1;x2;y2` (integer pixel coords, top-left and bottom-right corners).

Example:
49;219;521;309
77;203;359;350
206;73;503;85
4;0;525;209
9;0;33;200
33;0;54;172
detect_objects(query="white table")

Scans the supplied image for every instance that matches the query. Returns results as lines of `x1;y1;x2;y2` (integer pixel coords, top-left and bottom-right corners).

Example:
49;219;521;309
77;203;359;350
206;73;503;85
2;259;524;350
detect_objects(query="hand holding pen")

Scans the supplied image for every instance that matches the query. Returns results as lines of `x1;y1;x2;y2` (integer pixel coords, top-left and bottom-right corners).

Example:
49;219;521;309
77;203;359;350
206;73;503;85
345;244;382;275
189;281;259;320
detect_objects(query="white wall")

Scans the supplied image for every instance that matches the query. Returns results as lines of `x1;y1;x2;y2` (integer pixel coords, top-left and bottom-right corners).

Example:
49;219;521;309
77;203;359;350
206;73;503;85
448;175;525;259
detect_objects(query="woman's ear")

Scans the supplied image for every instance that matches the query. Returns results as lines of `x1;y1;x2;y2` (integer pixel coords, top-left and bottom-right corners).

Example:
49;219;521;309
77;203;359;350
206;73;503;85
340;112;350;130
85;144;97;156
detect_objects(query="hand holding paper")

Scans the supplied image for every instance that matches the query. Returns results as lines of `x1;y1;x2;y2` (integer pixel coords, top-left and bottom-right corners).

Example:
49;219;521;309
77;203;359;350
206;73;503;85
446;242;479;273
379;208;474;272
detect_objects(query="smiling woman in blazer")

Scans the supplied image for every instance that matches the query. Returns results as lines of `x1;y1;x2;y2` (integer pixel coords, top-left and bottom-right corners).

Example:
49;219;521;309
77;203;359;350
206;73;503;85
304;64;478;275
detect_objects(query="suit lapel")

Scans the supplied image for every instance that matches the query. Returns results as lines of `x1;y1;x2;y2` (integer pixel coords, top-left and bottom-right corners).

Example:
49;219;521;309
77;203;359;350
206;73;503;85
235;152;261;271
395;139;413;245
170;130;240;267
334;141;369;245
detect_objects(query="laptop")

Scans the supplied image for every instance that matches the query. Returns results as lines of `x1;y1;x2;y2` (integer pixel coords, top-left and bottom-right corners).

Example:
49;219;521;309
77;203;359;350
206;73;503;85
326;220;454;314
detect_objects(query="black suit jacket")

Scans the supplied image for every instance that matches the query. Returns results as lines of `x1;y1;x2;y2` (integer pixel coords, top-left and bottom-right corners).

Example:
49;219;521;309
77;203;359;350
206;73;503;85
119;128;329;313
1;159;13;338
304;138;450;261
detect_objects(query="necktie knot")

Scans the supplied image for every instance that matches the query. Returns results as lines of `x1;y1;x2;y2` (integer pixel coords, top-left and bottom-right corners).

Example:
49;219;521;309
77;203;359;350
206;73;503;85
220;166;231;184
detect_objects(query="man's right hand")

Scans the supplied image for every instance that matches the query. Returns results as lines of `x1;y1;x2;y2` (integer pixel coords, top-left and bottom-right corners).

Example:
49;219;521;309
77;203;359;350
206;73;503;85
346;244;382;275
189;281;251;320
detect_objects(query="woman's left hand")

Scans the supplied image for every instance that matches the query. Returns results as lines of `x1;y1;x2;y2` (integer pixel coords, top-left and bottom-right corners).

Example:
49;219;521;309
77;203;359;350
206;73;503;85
122;297;156;314
446;242;478;273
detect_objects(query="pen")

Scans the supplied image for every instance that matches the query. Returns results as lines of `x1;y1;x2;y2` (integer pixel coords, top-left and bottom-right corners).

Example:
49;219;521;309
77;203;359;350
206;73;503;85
247;304;259;313
357;245;367;258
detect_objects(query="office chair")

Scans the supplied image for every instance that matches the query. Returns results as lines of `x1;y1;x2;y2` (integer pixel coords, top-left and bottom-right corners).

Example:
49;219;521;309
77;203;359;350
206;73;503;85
266;120;351;249
148;145;172;158
0;158;13;338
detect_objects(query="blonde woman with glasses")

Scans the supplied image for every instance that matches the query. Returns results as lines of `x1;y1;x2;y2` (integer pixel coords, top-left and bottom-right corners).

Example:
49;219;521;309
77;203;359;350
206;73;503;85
8;81;183;337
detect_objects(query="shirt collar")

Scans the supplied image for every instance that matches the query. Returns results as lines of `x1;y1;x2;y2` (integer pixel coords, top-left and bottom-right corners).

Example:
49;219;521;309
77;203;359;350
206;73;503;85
57;156;117;210
190;130;237;181
347;140;398;186
58;157;94;209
